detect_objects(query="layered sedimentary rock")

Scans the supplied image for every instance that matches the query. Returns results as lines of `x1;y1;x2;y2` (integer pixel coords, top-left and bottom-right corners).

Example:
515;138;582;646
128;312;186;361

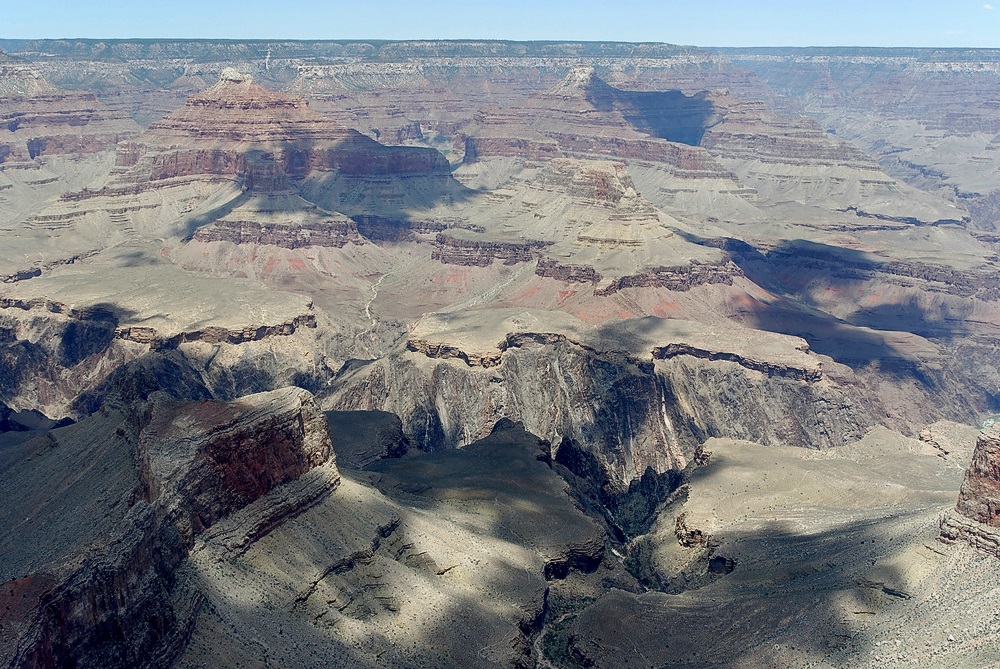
450;67;754;282
939;425;1000;558
119;68;449;182
190;194;366;250
955;425;1000;526
563;432;996;669
0;57;142;252
165;418;626;669
0;263;329;422
1;39;1000;668
716;48;1000;230
698;90;967;227
0;59;139;163
7;68;457;279
458;66;740;183
332;311;876;493
0;386;337;669
448;153;735;291
431;231;550;266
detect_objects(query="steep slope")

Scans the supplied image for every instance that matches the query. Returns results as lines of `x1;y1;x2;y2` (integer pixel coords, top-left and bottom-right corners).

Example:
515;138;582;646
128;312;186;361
172;421;622;669
562;430;1000;669
0;385;336;669
330;310;880;497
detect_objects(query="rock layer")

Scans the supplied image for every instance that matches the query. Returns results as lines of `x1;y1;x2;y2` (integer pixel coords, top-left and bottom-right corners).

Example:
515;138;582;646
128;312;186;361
955;425;1000;527
0;386;337;669
120;70;449;183
0;62;139;163
334;320;875;491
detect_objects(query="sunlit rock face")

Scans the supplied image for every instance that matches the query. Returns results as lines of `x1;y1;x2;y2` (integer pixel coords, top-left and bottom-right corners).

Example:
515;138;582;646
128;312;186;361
955;425;1000;527
0;57;140;163
938;425;1000;560
118;69;450;182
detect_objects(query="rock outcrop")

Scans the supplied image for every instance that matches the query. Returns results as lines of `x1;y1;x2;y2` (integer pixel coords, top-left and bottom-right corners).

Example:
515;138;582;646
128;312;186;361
0;60;139;163
431;232;550;266
190;193;367;250
117;70;449;183
955;427;1000;527
0;295;325;423
459;67;739;181
333;315;875;492
940;425;1000;558
593;258;741;295
0;386;337;669
324;409;410;469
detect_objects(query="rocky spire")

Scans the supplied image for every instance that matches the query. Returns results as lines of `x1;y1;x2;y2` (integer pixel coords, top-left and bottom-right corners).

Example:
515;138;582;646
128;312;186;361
546;64;616;99
955;425;1000;526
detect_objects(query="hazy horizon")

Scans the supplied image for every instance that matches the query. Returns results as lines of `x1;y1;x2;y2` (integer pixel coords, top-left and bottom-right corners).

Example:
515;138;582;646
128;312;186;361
6;0;1000;49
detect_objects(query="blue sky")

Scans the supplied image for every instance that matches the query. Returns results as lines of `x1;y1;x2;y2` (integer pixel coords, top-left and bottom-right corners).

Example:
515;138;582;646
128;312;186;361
5;1;1000;47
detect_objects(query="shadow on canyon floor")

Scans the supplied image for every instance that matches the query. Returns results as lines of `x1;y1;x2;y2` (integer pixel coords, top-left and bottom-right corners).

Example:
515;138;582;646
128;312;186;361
846;295;969;341
671;233;953;383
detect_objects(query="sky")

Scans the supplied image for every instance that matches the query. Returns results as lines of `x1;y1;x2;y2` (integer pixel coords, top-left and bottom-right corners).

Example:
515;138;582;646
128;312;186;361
4;0;1000;48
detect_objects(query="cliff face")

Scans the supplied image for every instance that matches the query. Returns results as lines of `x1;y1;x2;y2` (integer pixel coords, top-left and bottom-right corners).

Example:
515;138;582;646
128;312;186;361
137;388;333;537
431;233;550;266
0;298;145;419
0;296;330;423
955;426;1000;527
459;66;736;180
0;386;337;669
938;426;1000;558
715;48;1000;229
593;259;741;295
332;331;875;491
191;218;362;248
0;87;139;163
3;40;1000;668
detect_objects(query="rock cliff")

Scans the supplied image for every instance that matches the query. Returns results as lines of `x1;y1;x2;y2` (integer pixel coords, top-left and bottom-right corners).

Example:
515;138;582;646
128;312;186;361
2;39;1000;668
0;291;328;423
955;425;1000;526
332;313;876;495
0;386;337;669
0;61;139;163
122;70;450;183
939;425;1000;559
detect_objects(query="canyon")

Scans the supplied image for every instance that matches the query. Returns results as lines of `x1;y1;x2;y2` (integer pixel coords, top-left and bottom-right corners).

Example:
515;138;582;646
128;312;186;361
1;39;1000;667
